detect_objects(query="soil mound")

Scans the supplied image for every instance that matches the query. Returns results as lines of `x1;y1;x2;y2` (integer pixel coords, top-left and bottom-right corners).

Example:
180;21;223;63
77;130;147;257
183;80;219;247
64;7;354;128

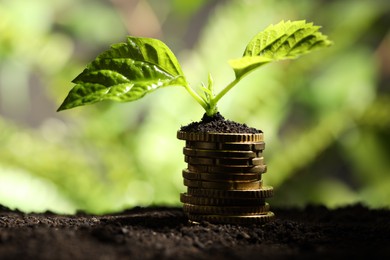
180;113;262;133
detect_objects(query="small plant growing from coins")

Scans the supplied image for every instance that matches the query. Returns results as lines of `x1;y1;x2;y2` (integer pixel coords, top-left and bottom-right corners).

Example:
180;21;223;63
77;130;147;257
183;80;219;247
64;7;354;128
58;20;332;224
57;20;332;114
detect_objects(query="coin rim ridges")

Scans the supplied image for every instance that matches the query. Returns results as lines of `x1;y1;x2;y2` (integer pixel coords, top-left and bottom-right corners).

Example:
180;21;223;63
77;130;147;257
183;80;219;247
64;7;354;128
184;156;264;166
186;186;273;198
177;131;264;142
183;178;262;190
180;193;266;206
186;211;275;224
183;202;270;215
186;141;265;151
187;164;267;174
182;169;262;182
183;147;258;158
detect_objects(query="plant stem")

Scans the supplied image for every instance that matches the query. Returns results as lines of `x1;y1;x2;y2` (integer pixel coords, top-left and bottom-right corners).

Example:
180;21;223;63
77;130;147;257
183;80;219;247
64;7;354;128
185;77;241;117
213;78;240;105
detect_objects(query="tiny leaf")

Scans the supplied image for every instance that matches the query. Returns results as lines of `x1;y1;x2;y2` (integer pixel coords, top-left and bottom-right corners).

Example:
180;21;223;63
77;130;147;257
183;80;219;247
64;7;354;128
58;36;187;111
229;20;333;79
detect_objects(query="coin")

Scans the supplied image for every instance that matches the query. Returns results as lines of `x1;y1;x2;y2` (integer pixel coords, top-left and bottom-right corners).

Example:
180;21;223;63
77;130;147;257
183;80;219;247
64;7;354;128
184;156;213;165
253;142;265;151
186;186;274;199
182;169;262;182
180;193;266;206
183;179;262;190
186;141;265;151
185;156;264;166
252;157;264;166
183;202;270;215
187;164;267;174
177;131;264;142
186;211;275;224
183;147;258;158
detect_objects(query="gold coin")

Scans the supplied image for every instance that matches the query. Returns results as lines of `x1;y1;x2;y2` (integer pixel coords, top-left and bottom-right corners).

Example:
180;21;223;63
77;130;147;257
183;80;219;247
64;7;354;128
185;156;264;166
186;186;274;199
183;203;270;215
183;179;262;190
186;141;265;151
182;169;262;182
184;156;213;165
187;164;267;174
253;142;265;151
186;212;275;224
177;131;264;142
252;157;264;166
180;193;266;206
183;147;258;158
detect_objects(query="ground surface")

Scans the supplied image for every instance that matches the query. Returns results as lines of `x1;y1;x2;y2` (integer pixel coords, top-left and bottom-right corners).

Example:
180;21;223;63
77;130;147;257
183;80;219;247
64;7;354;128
0;204;389;259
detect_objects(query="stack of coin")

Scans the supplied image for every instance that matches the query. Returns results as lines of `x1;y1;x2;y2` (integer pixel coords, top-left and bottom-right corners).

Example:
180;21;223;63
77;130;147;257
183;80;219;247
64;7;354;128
177;131;274;224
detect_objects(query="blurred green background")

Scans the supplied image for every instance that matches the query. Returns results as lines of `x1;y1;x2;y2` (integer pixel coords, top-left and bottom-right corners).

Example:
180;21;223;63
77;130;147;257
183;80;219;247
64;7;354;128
0;0;389;214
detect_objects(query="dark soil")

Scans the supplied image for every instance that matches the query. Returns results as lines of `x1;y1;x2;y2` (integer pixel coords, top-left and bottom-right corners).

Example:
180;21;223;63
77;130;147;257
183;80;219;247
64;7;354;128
180;113;262;134
1;204;389;259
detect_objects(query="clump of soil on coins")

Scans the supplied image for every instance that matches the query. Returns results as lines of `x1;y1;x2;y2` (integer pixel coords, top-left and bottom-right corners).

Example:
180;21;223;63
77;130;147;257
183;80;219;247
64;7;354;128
180;113;261;134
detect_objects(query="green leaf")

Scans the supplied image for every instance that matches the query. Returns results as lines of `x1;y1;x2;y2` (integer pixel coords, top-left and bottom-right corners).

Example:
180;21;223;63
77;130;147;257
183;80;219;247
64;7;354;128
229;20;333;79
228;56;272;76
58;36;187;111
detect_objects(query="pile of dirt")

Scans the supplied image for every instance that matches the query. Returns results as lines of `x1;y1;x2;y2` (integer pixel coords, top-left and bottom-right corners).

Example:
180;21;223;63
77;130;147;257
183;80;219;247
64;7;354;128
180;113;262;134
0;204;389;259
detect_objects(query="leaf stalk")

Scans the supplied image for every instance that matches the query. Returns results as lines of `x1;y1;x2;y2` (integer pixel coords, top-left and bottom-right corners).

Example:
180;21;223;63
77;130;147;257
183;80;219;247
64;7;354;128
213;78;240;105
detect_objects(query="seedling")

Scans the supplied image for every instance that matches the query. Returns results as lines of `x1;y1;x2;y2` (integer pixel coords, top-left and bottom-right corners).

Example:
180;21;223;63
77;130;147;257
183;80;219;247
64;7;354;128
58;20;332;115
57;20;332;223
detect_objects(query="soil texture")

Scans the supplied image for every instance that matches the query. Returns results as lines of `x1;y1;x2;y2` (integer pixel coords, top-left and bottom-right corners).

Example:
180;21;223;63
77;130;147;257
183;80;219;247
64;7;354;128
1;204;389;259
180;113;262;134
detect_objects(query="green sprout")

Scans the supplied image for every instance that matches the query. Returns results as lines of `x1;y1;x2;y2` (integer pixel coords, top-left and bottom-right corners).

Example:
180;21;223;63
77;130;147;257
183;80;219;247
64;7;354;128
57;20;332;116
